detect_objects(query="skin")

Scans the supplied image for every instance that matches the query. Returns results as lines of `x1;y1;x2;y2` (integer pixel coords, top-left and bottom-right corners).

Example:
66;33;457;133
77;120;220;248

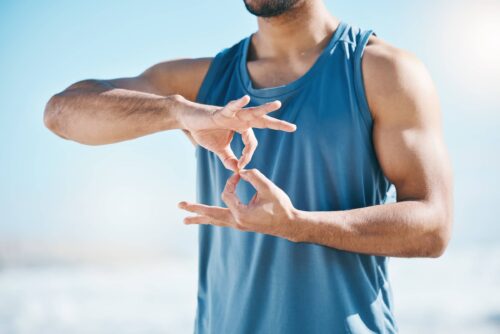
44;62;296;171
44;0;453;258
178;0;454;258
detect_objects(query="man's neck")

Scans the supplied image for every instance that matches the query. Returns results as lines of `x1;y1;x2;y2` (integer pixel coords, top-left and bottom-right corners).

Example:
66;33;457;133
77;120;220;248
252;0;339;59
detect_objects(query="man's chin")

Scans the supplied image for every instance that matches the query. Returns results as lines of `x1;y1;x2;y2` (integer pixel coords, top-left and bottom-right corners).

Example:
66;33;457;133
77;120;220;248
243;0;301;18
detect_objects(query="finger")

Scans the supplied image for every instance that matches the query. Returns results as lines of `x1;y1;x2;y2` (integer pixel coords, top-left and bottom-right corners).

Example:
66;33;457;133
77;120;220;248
184;215;229;227
221;173;245;211
237;100;282;121
249;115;297;132
220;95;251;117
215;146;238;171
238;128;257;170
178;201;231;220
224;173;240;193
239;168;274;194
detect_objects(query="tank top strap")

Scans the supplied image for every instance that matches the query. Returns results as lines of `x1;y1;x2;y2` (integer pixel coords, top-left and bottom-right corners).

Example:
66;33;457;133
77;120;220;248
331;24;376;131
353;28;376;132
195;39;244;103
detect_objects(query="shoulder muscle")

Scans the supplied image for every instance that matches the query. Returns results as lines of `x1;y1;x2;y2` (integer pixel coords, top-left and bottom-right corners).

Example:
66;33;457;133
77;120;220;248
361;37;440;129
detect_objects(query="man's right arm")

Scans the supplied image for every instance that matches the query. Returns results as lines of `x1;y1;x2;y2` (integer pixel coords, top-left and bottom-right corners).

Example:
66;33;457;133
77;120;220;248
43;58;296;171
43;58;212;145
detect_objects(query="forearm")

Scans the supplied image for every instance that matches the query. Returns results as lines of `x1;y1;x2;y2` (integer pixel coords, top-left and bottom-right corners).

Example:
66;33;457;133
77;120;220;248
292;200;450;258
44;79;189;145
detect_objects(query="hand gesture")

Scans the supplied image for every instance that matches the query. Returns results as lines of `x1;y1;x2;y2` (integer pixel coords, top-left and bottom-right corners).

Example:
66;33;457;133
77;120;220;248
179;95;296;171
178;169;298;241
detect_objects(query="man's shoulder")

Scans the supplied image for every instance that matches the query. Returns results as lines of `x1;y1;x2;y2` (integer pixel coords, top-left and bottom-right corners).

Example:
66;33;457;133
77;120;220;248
140;57;213;100
143;36;249;101
361;36;437;120
363;36;428;90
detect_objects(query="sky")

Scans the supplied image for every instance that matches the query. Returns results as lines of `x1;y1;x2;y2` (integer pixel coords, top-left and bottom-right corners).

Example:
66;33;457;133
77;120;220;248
0;0;499;261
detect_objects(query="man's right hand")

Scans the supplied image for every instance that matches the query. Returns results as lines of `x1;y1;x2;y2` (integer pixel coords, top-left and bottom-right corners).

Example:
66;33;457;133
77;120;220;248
177;95;296;171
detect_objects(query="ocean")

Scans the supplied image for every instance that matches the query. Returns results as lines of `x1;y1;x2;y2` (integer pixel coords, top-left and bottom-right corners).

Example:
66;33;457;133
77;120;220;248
0;245;499;334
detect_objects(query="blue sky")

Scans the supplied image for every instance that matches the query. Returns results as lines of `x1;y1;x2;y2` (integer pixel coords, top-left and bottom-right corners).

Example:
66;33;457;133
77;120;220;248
0;0;499;259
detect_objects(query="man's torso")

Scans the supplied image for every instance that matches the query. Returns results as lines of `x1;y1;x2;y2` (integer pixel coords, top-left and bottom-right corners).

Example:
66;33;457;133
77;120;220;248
193;21;398;334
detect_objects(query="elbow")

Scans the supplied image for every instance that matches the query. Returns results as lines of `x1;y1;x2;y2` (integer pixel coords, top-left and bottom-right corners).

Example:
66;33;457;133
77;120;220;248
43;79;104;138
43;92;101;145
43;95;66;137
424;228;450;258
422;209;453;258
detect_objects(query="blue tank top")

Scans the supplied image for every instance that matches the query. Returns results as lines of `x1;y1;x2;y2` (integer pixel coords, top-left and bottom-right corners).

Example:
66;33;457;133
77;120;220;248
194;22;398;334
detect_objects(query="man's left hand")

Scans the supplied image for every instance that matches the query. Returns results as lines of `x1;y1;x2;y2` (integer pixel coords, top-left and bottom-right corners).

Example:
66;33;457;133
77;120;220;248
178;169;299;242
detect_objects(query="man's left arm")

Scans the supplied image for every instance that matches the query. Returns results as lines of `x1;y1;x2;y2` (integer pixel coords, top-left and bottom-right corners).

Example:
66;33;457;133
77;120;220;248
291;39;454;258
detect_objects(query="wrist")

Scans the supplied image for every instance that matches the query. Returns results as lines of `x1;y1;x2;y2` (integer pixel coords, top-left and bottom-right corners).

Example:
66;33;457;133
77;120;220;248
163;94;190;130
286;208;309;243
167;94;214;131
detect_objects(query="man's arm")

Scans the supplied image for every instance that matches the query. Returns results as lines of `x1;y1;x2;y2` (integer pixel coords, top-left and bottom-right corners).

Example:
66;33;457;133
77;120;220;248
178;37;454;258
43;58;212;145
43;58;296;170
291;37;454;257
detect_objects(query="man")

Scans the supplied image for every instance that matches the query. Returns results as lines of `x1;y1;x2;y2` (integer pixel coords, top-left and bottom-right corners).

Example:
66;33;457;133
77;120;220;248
44;0;453;333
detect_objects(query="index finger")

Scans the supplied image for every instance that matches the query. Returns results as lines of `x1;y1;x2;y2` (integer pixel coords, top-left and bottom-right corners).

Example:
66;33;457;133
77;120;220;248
250;115;297;132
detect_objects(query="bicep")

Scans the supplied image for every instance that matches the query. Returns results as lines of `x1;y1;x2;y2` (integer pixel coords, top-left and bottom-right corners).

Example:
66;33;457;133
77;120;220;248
373;114;451;204
363;42;453;205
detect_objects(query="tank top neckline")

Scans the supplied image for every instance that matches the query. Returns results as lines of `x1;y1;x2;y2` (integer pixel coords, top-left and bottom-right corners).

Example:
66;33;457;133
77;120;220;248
238;21;348;99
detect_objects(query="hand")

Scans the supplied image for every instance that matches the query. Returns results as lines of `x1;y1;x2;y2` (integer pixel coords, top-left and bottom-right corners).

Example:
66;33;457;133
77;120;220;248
177;95;296;171
178;169;299;241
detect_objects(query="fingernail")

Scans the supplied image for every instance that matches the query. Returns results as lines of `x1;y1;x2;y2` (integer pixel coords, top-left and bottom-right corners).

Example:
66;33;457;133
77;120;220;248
178;201;186;208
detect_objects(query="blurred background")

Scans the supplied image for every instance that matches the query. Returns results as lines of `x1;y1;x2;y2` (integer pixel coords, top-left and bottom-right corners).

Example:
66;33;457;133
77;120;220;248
1;0;499;333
